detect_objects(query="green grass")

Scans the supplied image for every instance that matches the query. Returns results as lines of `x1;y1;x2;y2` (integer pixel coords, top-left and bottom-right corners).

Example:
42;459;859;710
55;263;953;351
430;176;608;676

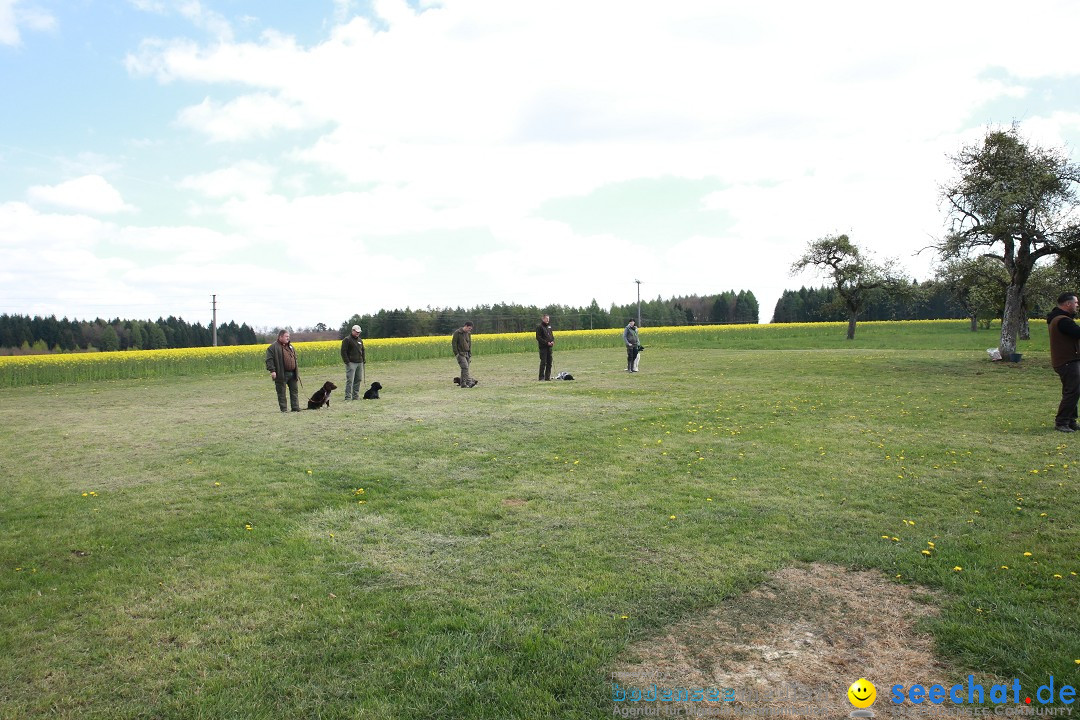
1;325;1077;718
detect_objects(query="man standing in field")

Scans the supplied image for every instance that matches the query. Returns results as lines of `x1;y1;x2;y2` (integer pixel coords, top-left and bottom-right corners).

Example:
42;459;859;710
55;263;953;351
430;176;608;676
536;314;554;381
452;321;475;388
341;324;365;401
624;320;640;373
266;329;301;412
1047;292;1080;432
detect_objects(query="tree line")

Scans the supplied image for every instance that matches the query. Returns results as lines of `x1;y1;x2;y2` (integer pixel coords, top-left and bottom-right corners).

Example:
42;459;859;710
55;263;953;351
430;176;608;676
0;314;258;354
772;282;968;324
339;291;760;338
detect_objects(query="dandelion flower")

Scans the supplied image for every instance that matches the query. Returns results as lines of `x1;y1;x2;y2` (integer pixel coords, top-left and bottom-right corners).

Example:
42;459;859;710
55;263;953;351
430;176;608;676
1024;552;1033;557
921;550;932;556
1054;574;1063;579
1001;566;1009;570
669;515;676;520
953;566;962;572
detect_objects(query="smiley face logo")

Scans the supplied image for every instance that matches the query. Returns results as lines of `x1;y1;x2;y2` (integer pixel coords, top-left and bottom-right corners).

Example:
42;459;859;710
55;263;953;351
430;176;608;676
848;678;877;709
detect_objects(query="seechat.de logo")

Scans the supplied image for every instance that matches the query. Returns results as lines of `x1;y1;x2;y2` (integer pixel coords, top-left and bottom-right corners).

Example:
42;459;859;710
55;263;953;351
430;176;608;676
890;676;1076;707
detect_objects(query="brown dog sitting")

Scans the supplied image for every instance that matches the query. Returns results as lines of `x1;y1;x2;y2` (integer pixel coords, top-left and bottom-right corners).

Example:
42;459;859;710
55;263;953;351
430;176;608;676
307;381;337;409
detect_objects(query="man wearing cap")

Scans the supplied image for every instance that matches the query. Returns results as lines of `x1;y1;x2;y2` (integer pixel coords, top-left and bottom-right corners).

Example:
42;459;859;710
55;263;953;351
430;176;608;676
341;324;366;401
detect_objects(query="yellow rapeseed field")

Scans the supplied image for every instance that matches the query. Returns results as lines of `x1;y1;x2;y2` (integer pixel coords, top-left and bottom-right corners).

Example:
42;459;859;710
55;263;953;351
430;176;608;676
0;320;980;387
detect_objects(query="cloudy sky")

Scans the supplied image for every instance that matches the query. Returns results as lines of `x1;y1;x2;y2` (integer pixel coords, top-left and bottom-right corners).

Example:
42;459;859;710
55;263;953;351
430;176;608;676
3;0;1080;329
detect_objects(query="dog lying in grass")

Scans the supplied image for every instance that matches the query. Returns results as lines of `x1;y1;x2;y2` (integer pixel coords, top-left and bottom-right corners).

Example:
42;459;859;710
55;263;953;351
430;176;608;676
306;381;337;409
362;381;382;399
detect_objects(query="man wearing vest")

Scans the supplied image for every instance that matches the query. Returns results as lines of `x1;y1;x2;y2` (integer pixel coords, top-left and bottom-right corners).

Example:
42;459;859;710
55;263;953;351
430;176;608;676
265;329;301;413
1047;292;1080;432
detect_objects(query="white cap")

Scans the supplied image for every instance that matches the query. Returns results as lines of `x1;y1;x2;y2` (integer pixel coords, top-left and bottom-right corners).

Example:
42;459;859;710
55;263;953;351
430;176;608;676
351;325;361;333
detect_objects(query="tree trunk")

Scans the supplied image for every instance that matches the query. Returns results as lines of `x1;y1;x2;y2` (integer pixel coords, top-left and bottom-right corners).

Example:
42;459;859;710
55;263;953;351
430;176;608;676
1020;316;1030;340
999;283;1025;357
969;315;977;332
847;312;857;340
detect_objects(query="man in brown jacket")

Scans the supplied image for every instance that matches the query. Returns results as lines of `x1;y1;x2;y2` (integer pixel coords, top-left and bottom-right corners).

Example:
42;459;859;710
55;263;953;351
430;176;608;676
341;324;365;400
452;322;474;388
1047;292;1080;432
265;329;301;412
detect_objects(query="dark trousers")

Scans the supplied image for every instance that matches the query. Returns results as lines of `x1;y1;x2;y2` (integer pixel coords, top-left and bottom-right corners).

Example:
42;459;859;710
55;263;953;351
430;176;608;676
275;371;300;411
538;346;552;380
626;345;639;371
1055;361;1080;426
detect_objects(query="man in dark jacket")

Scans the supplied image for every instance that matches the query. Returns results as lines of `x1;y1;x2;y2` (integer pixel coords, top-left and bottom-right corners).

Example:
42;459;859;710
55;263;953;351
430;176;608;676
341;324;366;400
265;329;301;412
536;314;554;381
1047;292;1080;432
452;322;474;388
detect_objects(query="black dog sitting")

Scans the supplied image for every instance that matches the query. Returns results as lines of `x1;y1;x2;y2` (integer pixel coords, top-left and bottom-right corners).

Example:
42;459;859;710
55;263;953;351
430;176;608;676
307;381;337;409
452;377;478;388
362;381;382;399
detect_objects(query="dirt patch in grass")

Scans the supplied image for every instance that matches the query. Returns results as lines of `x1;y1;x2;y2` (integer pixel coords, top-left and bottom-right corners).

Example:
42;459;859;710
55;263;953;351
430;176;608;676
612;562;986;716
501;498;527;507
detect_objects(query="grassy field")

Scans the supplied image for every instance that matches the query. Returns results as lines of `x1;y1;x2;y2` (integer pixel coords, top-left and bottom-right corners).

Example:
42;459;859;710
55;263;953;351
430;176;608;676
1;324;1077;718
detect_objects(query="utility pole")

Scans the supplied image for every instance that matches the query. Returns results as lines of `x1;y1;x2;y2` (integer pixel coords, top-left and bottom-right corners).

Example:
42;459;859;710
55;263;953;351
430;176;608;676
211;294;218;347
634;279;642;327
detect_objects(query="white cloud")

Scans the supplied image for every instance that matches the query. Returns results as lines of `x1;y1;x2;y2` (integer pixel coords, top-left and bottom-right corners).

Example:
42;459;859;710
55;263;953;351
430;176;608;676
332;0;356;24
176;0;232;41
177;93;322;141
0;1;19;46
27;176;136;215
114;225;252;264
0;0;55;46
179;161;277;198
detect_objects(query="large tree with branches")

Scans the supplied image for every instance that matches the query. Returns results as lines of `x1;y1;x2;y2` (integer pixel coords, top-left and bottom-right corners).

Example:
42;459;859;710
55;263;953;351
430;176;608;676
791;234;900;340
937;127;1080;357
